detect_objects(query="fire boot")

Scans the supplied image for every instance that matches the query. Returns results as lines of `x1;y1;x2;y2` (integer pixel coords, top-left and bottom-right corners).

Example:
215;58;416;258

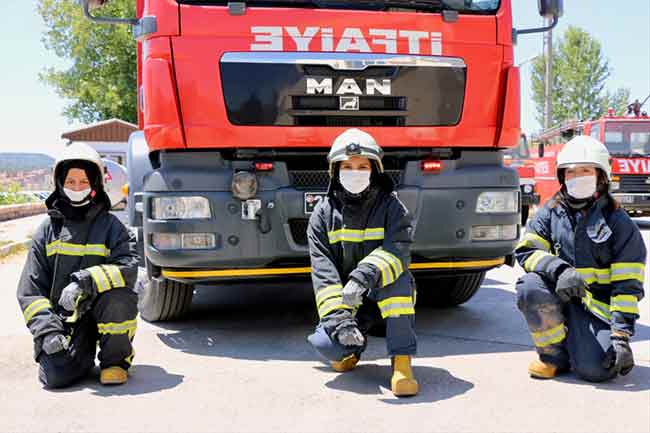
100;366;128;385
330;354;359;372
391;355;419;397
528;359;559;379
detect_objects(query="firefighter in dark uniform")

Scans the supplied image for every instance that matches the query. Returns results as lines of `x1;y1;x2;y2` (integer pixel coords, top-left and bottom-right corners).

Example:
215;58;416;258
307;128;418;397
516;136;646;382
17;143;139;388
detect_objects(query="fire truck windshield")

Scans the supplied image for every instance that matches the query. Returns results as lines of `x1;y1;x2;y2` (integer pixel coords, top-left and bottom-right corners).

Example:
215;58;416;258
176;0;501;13
604;121;650;156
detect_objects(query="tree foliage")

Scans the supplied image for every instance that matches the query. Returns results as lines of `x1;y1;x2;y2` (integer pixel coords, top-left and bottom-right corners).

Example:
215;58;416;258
531;26;631;127
38;0;137;124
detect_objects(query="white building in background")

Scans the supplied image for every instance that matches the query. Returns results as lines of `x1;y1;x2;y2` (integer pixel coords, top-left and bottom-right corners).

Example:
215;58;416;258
61;118;138;165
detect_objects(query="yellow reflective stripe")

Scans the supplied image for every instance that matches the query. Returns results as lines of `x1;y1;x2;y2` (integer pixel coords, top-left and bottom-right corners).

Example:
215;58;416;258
610;294;640;315
23;298;52;323
360;254;393;287
523;250;552;272
576;268;612;285
125;349;135;366
530;323;566;348
582;290;612;322
102;265;126;288
318;298;353;318
97;319;137;338
377;296;415;318
315;284;343;306
373;248;404;277
46;241;110;257
516;232;551;252
88;266;112;293
328;228;385;244
610;262;645;283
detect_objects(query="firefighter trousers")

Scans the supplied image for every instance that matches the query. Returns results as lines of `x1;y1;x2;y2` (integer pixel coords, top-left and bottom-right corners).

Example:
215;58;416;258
516;272;617;383
38;289;138;389
308;273;416;362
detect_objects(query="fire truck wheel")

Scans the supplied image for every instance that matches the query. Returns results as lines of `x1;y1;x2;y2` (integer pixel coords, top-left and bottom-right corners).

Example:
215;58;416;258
138;273;194;322
521;205;530;226
414;271;486;307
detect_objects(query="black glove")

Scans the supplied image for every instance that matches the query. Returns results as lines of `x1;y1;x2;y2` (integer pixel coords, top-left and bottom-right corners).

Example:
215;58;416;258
342;278;367;308
42;333;69;355
555;268;588;303
335;325;365;347
602;333;634;376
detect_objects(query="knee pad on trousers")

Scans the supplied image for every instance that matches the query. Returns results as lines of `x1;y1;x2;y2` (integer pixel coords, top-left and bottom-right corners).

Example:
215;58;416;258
573;362;617;383
307;326;361;362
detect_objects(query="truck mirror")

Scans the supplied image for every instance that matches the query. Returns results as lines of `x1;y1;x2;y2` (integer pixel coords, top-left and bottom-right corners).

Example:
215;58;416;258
538;142;545;158
538;0;564;19
80;0;138;27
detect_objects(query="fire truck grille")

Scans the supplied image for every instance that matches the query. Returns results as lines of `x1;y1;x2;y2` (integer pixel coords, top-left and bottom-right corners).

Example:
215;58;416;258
294;116;406;127
289;170;402;189
292;96;407;111
289;219;309;246
620;175;650;193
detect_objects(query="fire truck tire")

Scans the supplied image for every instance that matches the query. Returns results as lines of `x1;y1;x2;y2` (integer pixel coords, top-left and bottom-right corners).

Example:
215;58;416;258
138;275;194;322
415;271;486;307
521;205;530;226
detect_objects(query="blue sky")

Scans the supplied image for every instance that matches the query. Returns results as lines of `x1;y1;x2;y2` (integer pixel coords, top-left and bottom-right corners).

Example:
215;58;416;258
0;1;648;157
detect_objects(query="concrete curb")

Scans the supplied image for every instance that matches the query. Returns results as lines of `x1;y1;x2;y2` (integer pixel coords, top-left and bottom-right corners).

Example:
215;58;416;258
0;239;32;259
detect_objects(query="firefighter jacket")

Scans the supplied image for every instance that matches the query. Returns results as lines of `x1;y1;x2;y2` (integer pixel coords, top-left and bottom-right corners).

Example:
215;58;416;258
516;194;646;335
16;190;139;358
307;174;415;325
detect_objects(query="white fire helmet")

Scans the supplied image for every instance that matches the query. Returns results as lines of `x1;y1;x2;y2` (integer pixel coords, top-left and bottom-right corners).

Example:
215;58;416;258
556;135;611;181
53;142;106;188
327;129;384;176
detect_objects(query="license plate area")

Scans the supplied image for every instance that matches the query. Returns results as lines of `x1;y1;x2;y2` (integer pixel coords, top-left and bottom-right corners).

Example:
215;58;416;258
304;192;327;214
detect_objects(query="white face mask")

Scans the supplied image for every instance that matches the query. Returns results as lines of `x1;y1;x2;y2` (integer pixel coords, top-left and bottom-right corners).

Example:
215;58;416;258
565;175;597;199
339;169;371;195
64;188;92;204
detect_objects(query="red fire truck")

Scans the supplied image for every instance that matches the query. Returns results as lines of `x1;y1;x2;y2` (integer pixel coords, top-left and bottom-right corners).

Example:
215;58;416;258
504;133;539;225
532;110;650;214
81;0;562;321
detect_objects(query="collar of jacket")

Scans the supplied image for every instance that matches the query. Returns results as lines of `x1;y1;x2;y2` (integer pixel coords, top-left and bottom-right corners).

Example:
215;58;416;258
553;191;610;219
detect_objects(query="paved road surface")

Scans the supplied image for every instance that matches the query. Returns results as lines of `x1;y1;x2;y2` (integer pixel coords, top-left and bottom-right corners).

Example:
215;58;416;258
0;216;648;433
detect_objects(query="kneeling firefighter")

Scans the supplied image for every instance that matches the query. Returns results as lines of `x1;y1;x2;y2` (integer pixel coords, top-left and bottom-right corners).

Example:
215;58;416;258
307;128;418;397
515;136;646;382
16;143;139;388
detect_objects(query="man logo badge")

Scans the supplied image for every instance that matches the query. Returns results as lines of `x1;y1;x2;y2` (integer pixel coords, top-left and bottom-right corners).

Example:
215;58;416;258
645;177;650;184
340;96;359;111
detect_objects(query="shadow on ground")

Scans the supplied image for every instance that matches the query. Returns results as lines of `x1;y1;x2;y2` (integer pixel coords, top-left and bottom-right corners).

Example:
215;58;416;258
317;363;474;404
49;365;184;396
555;364;650;392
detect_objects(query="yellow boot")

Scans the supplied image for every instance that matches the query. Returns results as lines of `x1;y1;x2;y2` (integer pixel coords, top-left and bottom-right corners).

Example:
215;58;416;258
391;355;419;397
330;354;359;372
528;360;558;379
100;366;128;385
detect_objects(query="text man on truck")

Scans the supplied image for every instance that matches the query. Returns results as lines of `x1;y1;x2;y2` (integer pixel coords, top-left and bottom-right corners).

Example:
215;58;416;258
81;0;562;321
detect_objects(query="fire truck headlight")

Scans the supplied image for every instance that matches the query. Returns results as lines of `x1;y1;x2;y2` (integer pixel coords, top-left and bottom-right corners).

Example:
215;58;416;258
523;184;533;194
471;224;518;241
231;171;258;200
610;176;620;191
152;197;211;220
476;191;518;214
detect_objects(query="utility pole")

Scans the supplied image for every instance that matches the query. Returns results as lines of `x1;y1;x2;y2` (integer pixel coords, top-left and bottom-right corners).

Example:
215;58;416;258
543;17;553;129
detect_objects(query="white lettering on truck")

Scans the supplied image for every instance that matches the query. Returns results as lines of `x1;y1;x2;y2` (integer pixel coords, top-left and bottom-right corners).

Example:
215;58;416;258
251;27;443;55
616;158;650;174
307;78;391;95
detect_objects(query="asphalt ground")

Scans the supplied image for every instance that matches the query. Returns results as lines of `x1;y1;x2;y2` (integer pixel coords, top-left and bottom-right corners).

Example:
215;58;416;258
0;216;648;433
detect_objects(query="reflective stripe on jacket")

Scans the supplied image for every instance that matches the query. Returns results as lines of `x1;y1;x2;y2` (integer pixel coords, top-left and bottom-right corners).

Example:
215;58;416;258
515;194;646;334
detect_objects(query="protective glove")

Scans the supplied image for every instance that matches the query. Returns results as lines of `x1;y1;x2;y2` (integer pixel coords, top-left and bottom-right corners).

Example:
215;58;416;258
602;332;634;376
58;282;83;312
342;278;367;308
42;333;69;355
555;268;588;303
336;325;365;347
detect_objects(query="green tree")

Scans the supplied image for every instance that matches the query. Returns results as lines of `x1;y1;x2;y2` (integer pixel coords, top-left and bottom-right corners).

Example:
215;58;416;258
531;26;630;127
38;0;137;124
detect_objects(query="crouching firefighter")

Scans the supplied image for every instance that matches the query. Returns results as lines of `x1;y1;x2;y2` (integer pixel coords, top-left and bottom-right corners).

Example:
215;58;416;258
515;136;646;382
16;143;139;388
307;128;419;397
